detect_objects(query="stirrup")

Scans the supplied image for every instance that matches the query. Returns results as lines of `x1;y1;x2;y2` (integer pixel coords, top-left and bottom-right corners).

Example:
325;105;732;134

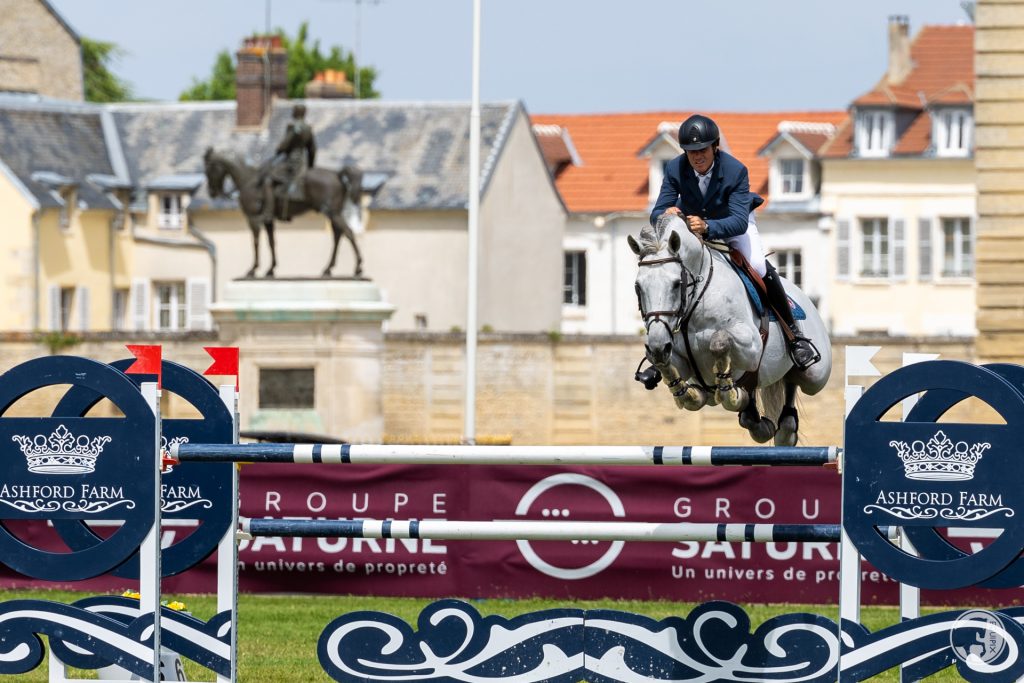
787;336;821;371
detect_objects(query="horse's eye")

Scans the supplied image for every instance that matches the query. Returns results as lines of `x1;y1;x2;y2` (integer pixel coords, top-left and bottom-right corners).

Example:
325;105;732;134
672;280;681;289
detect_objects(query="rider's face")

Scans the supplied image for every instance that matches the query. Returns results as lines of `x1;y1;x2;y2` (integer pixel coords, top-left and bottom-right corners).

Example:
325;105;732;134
685;145;714;174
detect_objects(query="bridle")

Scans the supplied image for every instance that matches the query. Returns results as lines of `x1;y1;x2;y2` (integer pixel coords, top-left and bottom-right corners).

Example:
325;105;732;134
635;247;713;336
635;244;716;390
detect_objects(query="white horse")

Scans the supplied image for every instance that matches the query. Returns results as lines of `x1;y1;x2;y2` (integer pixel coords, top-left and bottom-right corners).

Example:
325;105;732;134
628;214;832;445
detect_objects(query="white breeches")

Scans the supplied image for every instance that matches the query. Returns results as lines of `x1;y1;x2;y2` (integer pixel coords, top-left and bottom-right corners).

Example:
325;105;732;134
725;211;766;277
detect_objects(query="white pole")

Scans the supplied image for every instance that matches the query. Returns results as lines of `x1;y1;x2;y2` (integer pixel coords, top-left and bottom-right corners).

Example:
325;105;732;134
464;0;481;445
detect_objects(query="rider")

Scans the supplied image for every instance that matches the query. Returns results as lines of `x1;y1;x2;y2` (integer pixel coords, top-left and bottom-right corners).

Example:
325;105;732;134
650;114;819;370
267;103;317;220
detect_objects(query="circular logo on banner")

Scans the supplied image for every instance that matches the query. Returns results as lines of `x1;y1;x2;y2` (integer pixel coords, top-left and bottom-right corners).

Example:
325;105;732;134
844;360;1024;590
50;358;233;578
952;610;1008;667
0;356;157;581
513;473;625;580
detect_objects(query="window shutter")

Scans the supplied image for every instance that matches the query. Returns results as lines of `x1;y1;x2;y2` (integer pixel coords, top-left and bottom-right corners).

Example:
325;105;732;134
836;220;850;280
918;218;932;281
186;277;211;330
48;285;61;331
76;286;89;332
578;253;587;306
893;218;906;280
130;278;150;331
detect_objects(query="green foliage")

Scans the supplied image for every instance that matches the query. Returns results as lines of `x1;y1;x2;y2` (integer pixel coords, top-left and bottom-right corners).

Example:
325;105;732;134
81;37;133;102
546;329;563;343
37;331;80;355
179;50;236;101
281;22;379;99
179;23;378;102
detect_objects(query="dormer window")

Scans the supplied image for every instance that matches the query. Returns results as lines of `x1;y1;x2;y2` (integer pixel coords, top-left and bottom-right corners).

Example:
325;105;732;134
778;158;806;197
855;110;895;157
157;193;184;229
933;108;973;157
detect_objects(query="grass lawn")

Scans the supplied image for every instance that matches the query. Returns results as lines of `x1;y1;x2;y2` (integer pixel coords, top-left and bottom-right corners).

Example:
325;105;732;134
4;589;964;681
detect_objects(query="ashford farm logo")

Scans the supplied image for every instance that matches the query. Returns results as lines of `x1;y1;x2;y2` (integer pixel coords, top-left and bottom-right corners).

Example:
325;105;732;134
864;430;1012;522
0;425;134;514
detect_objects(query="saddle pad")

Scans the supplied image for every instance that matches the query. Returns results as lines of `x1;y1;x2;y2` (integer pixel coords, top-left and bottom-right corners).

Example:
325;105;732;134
735;265;806;321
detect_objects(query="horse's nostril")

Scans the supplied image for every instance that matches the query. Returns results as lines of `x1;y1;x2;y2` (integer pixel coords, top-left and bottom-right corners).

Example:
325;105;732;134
661;342;672;357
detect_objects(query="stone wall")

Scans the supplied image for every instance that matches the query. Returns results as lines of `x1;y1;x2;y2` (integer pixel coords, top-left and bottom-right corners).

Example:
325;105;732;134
383;333;977;447
0;332;979;447
0;0;82;100
976;0;1024;362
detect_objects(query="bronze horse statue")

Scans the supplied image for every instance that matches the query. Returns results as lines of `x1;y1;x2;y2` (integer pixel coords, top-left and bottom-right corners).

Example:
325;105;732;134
203;148;364;278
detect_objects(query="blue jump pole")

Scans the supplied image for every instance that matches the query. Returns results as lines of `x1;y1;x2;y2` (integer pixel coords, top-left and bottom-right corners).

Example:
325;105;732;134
239;518;868;543
174;443;840;467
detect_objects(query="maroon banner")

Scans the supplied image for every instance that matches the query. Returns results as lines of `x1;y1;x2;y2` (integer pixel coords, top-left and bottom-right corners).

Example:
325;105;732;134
1;463;1020;606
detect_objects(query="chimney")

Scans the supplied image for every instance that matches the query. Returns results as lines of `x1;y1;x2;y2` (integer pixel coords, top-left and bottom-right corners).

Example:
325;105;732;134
305;69;355;99
235;35;288;128
886;15;912;85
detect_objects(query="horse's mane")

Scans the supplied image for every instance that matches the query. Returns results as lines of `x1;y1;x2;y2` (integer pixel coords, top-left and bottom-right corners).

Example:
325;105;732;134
635;214;680;257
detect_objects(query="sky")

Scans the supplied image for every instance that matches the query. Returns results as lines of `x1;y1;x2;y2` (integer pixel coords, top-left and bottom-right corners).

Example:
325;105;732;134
50;0;972;114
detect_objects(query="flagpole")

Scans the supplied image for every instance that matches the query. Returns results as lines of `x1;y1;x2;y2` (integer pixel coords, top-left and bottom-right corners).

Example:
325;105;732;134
464;0;481;445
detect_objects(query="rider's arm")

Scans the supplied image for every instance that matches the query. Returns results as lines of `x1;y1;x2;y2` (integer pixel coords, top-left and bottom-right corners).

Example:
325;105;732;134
650;157;681;226
704;165;751;241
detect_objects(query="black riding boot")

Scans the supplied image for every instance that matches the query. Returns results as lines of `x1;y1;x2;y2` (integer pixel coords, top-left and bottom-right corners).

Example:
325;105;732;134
763;264;820;370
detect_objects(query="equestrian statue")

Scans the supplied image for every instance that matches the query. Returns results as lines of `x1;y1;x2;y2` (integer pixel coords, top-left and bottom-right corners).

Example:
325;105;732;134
203;104;364;278
629;214;832;446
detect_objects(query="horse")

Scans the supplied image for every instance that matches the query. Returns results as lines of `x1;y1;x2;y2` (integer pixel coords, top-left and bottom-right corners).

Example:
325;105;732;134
203;148;364;278
628;214;832;446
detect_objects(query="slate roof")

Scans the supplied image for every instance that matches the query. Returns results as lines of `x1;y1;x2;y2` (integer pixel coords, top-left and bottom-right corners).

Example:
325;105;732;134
821;25;974;158
530;111;846;214
0;97;522;212
108;99;520;210
0;97;117;209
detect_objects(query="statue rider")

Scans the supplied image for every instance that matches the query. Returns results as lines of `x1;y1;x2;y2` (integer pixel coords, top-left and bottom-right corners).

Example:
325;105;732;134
267;103;317;220
650;114;820;370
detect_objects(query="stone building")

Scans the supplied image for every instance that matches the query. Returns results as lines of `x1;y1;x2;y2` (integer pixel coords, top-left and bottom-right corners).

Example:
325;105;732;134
0;0;83;101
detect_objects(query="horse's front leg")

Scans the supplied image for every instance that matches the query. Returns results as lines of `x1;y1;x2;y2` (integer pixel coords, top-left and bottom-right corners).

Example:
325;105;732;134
709;330;749;412
246;217;261;278
661;363;708;411
264;221;277;277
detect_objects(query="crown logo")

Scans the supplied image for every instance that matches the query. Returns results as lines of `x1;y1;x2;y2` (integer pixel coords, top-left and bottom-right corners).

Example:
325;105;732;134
889;430;990;481
12;424;112;475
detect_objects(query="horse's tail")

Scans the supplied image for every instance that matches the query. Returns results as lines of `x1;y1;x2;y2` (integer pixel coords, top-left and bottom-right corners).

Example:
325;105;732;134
757;379;787;435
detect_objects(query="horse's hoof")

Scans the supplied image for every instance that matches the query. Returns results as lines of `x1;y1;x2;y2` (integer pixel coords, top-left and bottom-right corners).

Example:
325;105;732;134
716;386;749;412
747;417;776;444
774;425;797;447
263;268;275;279
775;406;799;447
322;268;333;278
676;385;706;411
245;269;257;279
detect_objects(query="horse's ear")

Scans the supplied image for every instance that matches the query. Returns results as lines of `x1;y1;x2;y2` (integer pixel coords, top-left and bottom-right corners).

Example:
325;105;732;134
669;229;682;254
204;147;213;162
627;234;642;255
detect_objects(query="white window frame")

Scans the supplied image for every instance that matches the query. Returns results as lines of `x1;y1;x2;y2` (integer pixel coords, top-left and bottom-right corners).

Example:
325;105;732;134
933;108;973;158
157;193;184;229
648;153;676;204
563;250;587;307
939;216;974;278
855;110;895;158
59;287;74;331
153;281;187;331
112;288;129;331
859;217;891;278
773;249;803;287
773;157;809;200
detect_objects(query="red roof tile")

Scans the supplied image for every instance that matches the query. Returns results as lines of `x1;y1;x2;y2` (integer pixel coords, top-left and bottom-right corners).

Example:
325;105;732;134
825;24;974;158
530;111;845;214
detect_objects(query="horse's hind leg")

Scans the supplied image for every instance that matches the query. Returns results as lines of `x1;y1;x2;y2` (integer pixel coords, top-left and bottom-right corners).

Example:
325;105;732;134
738;391;776;444
774;383;799;447
245;217;261;278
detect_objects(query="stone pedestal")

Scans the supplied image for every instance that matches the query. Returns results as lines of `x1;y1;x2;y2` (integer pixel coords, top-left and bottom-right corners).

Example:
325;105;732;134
210;278;395;442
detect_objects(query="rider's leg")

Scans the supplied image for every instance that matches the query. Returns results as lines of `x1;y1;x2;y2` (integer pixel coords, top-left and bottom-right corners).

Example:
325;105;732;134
763;262;820;370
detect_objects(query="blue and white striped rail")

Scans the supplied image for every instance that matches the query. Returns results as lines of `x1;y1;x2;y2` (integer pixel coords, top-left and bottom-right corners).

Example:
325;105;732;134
174;443;839;467
239;518;878;543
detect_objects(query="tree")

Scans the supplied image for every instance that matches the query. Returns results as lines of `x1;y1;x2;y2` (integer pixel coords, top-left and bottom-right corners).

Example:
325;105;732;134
179;23;378;101
81;37;133;102
180;51;236;101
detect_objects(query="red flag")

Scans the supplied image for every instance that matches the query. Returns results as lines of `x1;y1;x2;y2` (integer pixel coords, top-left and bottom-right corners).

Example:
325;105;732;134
203;346;239;390
125;344;162;388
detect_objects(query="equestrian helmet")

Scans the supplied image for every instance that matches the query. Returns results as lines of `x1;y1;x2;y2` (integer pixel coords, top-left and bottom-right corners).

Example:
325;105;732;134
678;114;720;151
